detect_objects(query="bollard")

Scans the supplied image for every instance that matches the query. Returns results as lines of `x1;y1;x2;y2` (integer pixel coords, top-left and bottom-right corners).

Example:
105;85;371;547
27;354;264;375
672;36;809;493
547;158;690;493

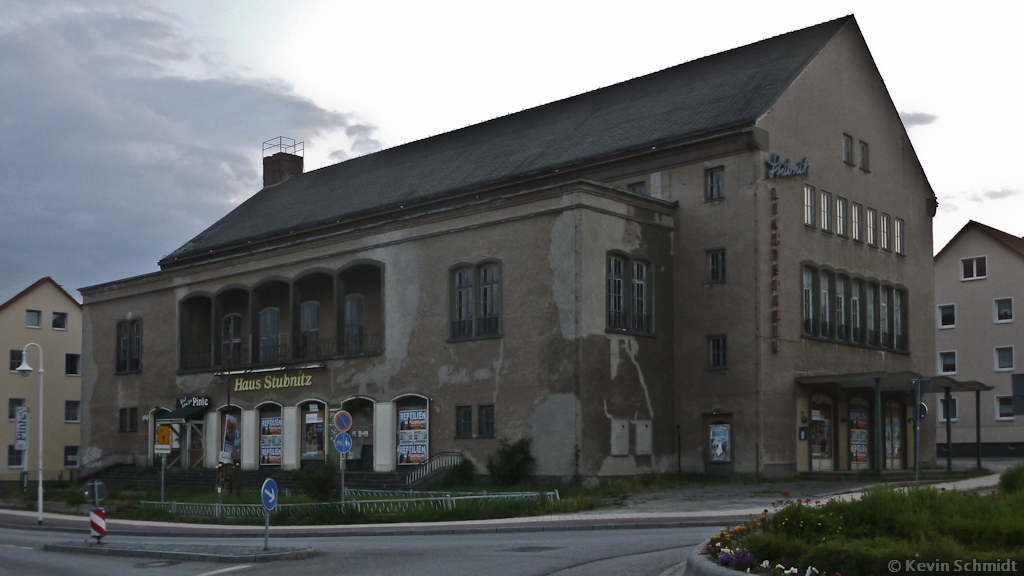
89;508;106;543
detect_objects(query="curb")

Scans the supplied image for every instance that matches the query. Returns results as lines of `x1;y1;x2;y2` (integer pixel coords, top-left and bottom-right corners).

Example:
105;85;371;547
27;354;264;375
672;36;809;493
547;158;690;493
43;542;317;563
683;539;737;576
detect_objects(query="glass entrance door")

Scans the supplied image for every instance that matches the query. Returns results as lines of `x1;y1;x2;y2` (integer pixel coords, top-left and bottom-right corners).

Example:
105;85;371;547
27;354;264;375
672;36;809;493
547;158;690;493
809;395;834;471
884;400;904;470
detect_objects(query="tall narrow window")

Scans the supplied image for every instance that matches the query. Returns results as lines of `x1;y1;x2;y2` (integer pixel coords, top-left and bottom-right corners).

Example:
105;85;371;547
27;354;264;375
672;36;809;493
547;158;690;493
451;262;502;339
116;319;142;372
631;261;650;332
819;271;831;337
880;213;891;251
452;267;474;338
820;191;832;232
607;256;625;330
894;290;904;350
836;278;847;340
707;249;725;283
455;406;473;438
843;134;854;164
867;284;876;345
259;308;280;362
606;255;653;334
708;336;727;369
478;263;500;335
344;294;365;353
479;405;495;437
894;218;904;254
705;167;724;200
851;281;862;343
859;141;869;170
803;267;815;335
299;301;320;357
836;197;848;237
803;185;816;227
866;209;877;246
222;314;242;365
879;288;890;347
851;203;863;241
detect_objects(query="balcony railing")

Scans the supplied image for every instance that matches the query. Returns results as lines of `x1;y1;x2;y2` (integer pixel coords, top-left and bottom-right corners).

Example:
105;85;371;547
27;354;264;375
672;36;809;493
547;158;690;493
181;333;383;372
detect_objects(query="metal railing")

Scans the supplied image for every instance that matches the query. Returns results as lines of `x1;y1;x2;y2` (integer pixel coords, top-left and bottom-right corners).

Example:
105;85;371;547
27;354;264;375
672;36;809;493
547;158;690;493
78;451;135;479
402;451;462;487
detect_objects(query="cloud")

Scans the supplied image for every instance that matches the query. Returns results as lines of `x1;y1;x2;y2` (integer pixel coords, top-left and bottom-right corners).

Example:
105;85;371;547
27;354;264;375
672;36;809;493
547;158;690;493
965;188;1022;202
0;1;381;302
899;111;938;128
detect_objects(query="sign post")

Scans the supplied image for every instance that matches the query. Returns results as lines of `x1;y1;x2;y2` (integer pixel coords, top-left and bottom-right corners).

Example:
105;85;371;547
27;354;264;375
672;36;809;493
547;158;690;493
334;411;352;503
911;378;930;484
261;478;278;551
155;424;171;502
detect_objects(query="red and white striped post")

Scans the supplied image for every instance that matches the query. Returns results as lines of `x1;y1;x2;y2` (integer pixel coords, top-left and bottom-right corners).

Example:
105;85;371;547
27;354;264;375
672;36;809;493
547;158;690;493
89;508;106;542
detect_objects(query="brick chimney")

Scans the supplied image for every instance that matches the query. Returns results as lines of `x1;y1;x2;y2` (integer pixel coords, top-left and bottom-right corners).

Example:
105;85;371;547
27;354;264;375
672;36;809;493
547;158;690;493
262;137;304;187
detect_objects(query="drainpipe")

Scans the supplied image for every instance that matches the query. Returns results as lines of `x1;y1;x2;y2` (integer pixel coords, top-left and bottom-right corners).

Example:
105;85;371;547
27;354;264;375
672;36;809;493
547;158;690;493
975;390;981;470
874;378;882;472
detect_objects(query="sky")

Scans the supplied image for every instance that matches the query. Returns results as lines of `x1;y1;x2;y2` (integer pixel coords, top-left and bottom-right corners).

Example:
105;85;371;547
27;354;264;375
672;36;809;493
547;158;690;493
1;0;1022;303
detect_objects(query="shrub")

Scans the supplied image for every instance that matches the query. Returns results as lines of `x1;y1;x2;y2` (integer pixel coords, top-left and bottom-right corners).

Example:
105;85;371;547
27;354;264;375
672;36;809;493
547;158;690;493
443;459;475;487
999;462;1024;494
486;438;535;486
292;464;339;501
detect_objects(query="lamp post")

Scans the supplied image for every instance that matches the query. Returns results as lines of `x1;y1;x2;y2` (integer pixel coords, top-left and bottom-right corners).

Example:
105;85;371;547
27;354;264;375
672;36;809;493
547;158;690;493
15;343;44;525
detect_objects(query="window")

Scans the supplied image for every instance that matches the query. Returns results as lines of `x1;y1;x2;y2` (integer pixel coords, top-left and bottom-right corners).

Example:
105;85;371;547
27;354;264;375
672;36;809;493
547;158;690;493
995;298;1013;322
451;262;501;339
938;304;956;328
299;301;320;357
851;203;863;242
9;350;23;372
820;191;832;232
939;351;957;374
52;312;68;330
995;346;1014;371
479;405;495;437
940;397;958;423
8;398;24;420
258;308;280;361
996;396;1015;421
222;314;243;365
63;446;79;468
116;319;142;372
802;267;815;335
859;141;869;171
819;271;831;337
119;407;138;433
455;406;472;438
65;400;81;423
880;213;891;251
961;256;987;280
894;290;904;350
26;309;41;328
835;277;847;340
836;197;848;237
879;288;890;347
607;255;652;333
843;134;854;164
343;294;365;352
866;209;877;246
626;181;646;196
705;167;724;200
866;284;876;345
7;446;23;468
894;218;904;254
65;353;81;376
707;249;726;283
803;185;816;226
708;336;727;369
851;281;862;342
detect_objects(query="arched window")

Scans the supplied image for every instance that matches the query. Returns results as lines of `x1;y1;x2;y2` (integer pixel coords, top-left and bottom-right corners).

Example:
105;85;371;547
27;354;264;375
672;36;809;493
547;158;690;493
344;294;365;353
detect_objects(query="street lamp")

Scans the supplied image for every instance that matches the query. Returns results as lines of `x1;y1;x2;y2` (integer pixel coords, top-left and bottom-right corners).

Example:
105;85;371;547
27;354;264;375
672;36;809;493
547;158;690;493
15;343;44;525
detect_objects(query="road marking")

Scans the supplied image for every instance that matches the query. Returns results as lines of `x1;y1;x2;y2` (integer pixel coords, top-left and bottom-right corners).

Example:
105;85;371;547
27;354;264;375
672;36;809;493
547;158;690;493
196;565;251;576
0;544;33;550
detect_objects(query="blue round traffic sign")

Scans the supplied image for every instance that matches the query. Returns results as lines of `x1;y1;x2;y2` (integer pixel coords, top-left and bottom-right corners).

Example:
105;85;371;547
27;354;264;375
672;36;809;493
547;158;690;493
334;410;353;432
334;431;353;454
261;478;278;511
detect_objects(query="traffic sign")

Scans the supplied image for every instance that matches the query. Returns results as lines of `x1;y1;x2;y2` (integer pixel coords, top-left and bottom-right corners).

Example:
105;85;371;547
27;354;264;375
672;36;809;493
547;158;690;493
261;478;278;511
84;479;107;506
334;431;353;454
915;402;929;421
156;424;171;445
334;410;352;432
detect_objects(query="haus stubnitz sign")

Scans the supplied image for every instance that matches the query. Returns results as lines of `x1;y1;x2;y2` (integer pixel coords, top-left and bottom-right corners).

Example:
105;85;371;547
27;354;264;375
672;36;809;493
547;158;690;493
233;370;314;392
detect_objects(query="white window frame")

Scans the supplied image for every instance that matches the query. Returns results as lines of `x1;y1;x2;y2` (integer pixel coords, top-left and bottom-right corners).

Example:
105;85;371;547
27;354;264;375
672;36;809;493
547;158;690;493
851;203;863;242
52;312;69;330
880;213;891;251
939;396;958;423
995;396;1015;421
866;209;877;246
836;197;848;237
63;446;79;469
819;271;830;337
851;281;861;342
994;298;1013;323
960;256;987;280
65;353;81;376
65;400;81;423
820;191;832;233
938;304;956;329
705;167;724;201
26;309;42;329
803;185;816;227
995;346;1014;371
938;350;957;375
835;277;846;340
894;218;905;255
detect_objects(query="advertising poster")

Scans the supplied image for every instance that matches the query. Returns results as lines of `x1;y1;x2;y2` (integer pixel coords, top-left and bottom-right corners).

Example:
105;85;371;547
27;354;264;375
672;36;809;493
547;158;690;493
397;408;428;465
260;416;282;466
303;410;324;458
220;414;239;463
849;409;869;464
709;424;730;462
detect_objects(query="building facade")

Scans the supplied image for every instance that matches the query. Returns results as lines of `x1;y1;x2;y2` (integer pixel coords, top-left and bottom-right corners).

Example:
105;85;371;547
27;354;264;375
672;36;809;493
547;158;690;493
81;16;943;478
934;221;1024;456
1;277;82;484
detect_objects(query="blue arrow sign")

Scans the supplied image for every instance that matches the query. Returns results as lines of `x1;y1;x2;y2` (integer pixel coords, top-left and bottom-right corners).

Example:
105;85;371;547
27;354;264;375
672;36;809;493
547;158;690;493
261;478;278;511
334;431;353;454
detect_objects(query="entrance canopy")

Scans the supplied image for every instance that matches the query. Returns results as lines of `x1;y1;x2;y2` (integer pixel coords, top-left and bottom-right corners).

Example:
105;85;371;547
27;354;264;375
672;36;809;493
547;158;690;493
156;404;208;424
796;371;992;394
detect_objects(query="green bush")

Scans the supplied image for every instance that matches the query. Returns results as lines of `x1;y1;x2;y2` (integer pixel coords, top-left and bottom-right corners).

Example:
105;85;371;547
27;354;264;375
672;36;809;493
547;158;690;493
486;438;535;486
292;465;340;501
999;462;1024;494
443;459;475;487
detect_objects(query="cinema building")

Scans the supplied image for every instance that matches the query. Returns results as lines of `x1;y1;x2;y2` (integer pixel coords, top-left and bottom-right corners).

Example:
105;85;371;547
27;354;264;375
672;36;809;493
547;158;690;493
81;16;953;478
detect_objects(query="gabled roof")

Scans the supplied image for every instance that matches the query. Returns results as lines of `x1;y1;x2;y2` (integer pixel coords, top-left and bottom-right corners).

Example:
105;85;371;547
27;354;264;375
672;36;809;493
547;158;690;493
935;220;1024;261
0;277;81;314
162;16;853;268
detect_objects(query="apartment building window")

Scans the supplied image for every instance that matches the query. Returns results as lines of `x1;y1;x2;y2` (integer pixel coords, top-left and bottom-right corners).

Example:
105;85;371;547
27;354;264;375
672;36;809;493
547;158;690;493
63;446;79;468
119;407;138;433
9;350;23;372
8;398;24;420
52;312;68;330
866;209;877;246
803;185;816;227
851;203;863;241
65;400;81;422
705;167;724;200
859;141;870;171
820;191;832;233
631;261;650;332
879;288;890;347
299;301;320;357
626;181;646;196
880;213;891;251
819;271;831;337
707;249;726;283
479;405;495;437
116;319;142;372
451;262;501;339
996;397;1015;421
961;256;987;280
455;406;473;438
258;308;281;362
843;134;854;164
866;284;876;345
938;304;956;328
222;314;243;364
995;298;1013;322
7;446;23;468
607;254;652;333
708;336;727;369
802;267;815;335
894;218;905;254
26;309;41;328
894;290;904;350
477;263;500;335
65;353;81;376
836;197;848;237
851;281;862;342
940;397;958;422
836;277;847;340
939;351;957;374
995;346;1014;371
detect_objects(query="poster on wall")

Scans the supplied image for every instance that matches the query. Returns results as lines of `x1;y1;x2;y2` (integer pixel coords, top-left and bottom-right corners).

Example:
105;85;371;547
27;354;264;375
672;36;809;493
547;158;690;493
849;409;869;464
709;424;731;463
260;416;282;466
397;409;428;465
303;409;325;458
220;414;239;463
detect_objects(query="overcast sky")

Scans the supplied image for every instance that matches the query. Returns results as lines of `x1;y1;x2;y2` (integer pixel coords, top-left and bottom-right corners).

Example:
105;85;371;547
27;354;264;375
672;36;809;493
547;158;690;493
2;0;1022;303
